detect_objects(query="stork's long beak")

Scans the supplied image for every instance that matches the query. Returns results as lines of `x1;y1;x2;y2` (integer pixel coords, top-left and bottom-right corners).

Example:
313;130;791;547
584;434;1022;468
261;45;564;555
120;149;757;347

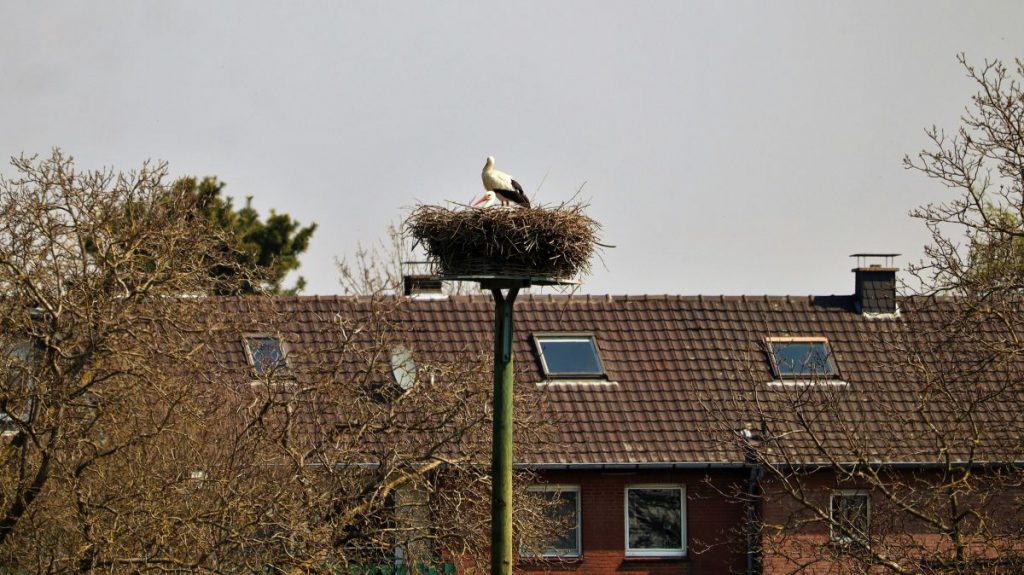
473;195;488;206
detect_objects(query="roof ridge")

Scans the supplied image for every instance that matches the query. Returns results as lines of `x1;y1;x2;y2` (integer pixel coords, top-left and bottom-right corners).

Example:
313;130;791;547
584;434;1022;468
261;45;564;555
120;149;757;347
240;293;967;305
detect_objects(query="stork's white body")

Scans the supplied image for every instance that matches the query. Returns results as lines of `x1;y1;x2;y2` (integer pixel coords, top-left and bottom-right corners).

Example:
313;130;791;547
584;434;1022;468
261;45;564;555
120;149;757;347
482;158;516;194
480;156;530;208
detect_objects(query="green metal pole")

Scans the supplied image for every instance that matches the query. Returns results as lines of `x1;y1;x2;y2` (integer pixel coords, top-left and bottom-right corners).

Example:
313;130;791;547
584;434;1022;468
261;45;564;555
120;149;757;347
490;287;518;575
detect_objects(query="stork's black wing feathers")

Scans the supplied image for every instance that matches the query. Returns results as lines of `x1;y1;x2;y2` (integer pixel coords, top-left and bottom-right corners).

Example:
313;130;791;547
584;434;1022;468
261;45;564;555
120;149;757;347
509;179;531;208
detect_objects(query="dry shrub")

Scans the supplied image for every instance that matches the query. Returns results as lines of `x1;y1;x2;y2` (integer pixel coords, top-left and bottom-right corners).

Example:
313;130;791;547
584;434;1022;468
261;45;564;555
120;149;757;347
405;204;600;279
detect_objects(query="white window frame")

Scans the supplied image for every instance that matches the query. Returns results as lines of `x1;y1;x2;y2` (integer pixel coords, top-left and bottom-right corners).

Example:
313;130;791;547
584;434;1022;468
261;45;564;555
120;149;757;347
624;484;686;558
523;484;582;558
532;333;606;379
830;489;870;544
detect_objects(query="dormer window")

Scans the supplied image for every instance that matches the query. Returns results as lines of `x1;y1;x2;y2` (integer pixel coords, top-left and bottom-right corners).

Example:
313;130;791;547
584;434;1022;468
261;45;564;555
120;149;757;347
533;334;606;379
765;337;838;379
243;335;290;377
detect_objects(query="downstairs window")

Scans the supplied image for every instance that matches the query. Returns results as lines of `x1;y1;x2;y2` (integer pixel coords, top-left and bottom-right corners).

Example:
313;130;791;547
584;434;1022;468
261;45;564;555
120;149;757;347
523;485;581;558
625;485;686;557
830;490;869;544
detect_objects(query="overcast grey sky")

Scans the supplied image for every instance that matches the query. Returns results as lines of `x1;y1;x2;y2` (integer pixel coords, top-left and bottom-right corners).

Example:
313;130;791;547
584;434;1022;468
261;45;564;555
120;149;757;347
2;2;1022;296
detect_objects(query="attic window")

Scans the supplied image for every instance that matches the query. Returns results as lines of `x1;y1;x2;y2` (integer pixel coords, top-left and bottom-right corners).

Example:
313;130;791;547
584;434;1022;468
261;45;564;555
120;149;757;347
533;334;606;379
243;335;290;376
765;337;838;379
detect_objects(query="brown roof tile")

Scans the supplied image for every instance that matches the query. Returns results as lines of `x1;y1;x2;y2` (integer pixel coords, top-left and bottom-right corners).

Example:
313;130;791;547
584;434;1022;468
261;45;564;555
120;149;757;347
204;293;1024;467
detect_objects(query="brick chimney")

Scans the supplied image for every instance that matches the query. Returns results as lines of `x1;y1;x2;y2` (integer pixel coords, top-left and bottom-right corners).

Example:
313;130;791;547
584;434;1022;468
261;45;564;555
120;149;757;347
851;254;899;315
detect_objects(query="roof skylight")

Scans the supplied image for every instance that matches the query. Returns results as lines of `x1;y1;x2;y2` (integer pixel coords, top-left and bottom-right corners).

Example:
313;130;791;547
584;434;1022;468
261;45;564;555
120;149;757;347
533;334;606;379
243;335;290;376
765;337;838;379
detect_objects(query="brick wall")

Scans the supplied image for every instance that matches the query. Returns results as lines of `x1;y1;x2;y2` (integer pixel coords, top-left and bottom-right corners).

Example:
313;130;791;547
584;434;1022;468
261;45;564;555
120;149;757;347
518;469;747;575
757;470;1024;574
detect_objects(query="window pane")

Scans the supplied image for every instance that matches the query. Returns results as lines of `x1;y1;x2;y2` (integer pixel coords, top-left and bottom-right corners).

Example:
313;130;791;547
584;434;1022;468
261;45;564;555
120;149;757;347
831;493;869;541
539;338;603;375
524;489;580;557
628;488;682;550
548;491;579;554
6;341;31;362
4;340;32;387
3;340;33;429
771;342;836;377
245;337;287;375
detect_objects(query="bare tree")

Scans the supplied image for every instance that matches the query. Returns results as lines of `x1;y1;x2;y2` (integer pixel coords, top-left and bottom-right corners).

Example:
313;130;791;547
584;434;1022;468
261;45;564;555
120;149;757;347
336;222;484;297
0;149;258;571
0;151;557;573
698;56;1024;575
195;295;560;573
906;55;1024;299
335;223;410;296
706;324;1024;575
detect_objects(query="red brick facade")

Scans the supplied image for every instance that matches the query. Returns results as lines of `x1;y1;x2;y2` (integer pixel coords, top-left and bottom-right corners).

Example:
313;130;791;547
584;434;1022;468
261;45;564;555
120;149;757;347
513;469;1024;574
756;472;1024;575
520;469;747;575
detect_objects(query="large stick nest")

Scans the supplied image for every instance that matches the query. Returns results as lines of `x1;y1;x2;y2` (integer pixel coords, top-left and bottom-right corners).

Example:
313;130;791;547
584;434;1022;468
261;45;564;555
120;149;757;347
405;204;601;279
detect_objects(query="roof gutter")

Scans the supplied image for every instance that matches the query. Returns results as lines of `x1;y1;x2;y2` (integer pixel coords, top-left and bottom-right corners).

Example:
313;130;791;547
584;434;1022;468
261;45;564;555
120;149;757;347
771;460;1024;471
517;462;748;471
326;460;1024;471
517;460;1024;471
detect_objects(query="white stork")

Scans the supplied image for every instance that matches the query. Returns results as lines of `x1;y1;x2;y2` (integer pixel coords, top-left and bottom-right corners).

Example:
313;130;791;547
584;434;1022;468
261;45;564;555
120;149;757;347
473;190;499;207
477;156;531;208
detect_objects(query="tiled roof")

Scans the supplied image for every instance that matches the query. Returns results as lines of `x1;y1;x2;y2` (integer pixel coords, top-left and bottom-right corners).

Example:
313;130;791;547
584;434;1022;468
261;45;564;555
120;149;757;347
205;293;1024;467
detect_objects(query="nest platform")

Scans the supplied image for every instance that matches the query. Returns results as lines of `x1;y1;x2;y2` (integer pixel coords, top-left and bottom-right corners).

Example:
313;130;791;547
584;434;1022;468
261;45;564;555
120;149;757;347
405;204;600;281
